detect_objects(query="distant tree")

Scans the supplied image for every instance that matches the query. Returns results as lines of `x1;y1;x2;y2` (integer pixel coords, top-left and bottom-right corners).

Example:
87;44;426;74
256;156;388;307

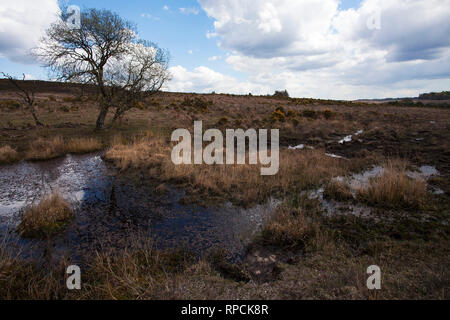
1;72;43;126
418;91;450;100
35;8;170;129
273;90;289;98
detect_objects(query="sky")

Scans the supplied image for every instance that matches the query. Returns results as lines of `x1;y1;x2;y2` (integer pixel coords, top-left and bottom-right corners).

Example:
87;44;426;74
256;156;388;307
0;0;449;100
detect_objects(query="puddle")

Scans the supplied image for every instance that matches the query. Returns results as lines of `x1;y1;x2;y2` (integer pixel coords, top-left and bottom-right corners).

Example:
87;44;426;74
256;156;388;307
339;135;352;144
288;144;304;150
405;166;439;180
303;164;442;218
325;153;347;160
338;130;363;144
0;154;279;262
303;187;372;218
431;187;445;195
344;166;385;192
332;165;440;196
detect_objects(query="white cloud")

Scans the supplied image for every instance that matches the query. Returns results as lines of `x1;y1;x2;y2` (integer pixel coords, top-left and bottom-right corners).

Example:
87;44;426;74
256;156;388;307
179;7;200;15
188;50;193;55
141;13;160;21
167;65;270;94
197;0;450;99
168;64;450;99
206;31;218;39
0;0;60;63
208;55;221;61
163;5;169;11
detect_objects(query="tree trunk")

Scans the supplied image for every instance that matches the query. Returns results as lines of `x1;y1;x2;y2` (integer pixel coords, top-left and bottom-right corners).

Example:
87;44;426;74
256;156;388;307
96;104;109;130
29;104;43;127
110;108;124;125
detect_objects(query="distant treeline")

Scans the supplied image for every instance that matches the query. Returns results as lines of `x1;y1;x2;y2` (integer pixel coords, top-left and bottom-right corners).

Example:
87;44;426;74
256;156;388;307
418;91;450;100
0;79;97;95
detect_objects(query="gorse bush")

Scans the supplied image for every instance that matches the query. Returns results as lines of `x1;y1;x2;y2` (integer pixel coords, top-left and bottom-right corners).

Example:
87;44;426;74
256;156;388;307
217;116;229;126
271;109;286;122
0;99;21;110
323;108;334;119
286;109;297;118
302;109;317;119
181;96;213;112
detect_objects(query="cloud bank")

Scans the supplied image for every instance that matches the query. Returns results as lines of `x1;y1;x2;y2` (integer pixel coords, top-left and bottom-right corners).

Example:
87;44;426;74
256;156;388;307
169;0;450;99
0;0;60;63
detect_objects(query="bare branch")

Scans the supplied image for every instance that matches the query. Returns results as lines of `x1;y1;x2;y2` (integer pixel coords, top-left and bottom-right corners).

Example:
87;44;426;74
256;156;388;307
0;72;43;126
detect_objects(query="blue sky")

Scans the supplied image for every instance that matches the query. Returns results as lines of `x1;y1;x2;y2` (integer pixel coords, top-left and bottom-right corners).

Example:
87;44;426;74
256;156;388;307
1;0;450;99
0;0;364;86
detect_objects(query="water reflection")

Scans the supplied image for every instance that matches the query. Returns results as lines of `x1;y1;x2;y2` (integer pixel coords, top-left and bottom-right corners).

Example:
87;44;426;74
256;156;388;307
0;154;277;262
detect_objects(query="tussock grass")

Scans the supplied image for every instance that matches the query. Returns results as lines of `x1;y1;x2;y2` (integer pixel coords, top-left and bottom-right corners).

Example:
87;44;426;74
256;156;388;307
80;246;210;300
357;162;427;209
0;237;221;300
66;137;102;154
261;205;320;248
25;136;65;161
324;179;354;201
17;192;73;239
25;136;103;161
0;145;20;164
260;201;334;252
105;133;167;170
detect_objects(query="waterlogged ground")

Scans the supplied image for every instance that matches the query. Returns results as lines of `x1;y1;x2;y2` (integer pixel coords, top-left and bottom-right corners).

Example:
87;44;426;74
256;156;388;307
303;164;444;219
0;153;278;262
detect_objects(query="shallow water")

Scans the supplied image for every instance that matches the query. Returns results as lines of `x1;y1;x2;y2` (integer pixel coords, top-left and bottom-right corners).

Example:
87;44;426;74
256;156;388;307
0;154;278;262
339;135;352;144
288;144;304;150
406;165;440;180
304;164;442;218
304;187;372;218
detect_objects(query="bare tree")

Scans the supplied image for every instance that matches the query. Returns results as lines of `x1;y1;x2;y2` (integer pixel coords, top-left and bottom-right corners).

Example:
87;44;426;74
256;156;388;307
105;40;170;125
1;72;43;126
35;8;169;129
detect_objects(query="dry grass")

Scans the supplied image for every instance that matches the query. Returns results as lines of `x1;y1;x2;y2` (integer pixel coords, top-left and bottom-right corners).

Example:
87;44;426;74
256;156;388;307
357;162;427;209
261;205;322;248
78;246;216;300
0;145;20;164
1;238;447;300
0;236;224;300
24;136;103;161
25;136;65;161
17;192;73;239
104;133;167;170
65;137;102;154
105;134;358;205
324;179;354;201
